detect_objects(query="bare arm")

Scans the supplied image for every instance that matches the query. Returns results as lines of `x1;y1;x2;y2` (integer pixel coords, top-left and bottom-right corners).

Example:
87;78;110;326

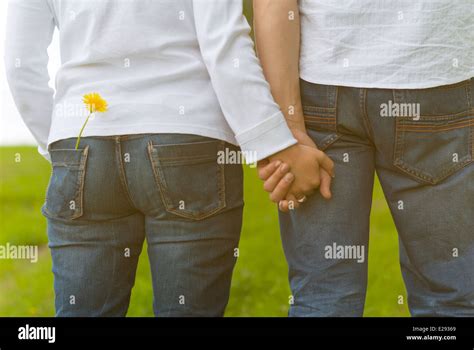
253;0;305;133
254;0;335;205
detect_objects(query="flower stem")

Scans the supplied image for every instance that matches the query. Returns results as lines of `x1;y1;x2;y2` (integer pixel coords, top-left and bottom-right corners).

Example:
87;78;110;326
75;113;92;150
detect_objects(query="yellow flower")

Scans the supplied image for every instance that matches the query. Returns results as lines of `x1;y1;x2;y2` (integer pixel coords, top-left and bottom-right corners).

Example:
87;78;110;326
82;93;108;113
76;93;108;149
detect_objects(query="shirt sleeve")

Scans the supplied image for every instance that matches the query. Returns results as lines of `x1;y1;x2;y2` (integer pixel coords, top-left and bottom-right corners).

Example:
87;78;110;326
5;0;56;161
192;0;297;163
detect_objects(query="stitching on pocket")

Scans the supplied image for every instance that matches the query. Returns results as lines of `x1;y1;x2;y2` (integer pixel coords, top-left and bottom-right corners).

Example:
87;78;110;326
73;145;89;219
397;119;474;132
394;155;472;185
158;155;218;166
303;105;337;114
302;83;340;149
393;80;471;119
393;84;474;184
394;116;472;184
319;134;341;151
43;145;89;220
303;107;338;132
147;141;226;220
147;141;170;213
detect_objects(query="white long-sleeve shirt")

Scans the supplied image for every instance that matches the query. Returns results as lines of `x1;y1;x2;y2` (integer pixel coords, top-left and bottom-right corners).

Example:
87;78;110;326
5;0;296;162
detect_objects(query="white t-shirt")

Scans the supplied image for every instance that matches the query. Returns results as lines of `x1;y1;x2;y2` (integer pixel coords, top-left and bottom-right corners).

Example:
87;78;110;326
5;0;296;162
299;0;474;89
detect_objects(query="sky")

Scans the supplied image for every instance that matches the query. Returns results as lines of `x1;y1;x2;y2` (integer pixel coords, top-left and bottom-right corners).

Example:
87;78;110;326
0;1;61;146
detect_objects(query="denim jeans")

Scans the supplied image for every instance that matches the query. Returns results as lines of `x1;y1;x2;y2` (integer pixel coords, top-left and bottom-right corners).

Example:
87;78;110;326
280;78;474;317
42;134;244;317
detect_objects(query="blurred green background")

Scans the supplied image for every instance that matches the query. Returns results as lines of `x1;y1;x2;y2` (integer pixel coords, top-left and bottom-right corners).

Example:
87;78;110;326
0;147;409;317
0;2;409;317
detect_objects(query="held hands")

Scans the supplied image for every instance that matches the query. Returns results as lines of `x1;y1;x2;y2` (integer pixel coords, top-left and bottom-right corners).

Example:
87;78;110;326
258;130;335;212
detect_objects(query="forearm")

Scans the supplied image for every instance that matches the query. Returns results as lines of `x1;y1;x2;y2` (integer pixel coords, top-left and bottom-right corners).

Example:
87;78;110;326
253;0;305;133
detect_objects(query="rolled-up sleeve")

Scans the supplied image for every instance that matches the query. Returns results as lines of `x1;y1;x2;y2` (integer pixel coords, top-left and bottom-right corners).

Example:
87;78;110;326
192;0;297;162
5;0;56;161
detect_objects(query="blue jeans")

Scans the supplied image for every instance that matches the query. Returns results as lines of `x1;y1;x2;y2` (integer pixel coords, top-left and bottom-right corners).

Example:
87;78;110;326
42;134;244;317
280;78;474;317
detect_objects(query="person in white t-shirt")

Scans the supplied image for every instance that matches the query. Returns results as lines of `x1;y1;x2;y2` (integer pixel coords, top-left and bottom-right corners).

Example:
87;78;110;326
255;0;474;317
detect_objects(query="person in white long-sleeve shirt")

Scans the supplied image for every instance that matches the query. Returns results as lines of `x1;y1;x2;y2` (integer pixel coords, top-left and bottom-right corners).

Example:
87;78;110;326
5;0;334;316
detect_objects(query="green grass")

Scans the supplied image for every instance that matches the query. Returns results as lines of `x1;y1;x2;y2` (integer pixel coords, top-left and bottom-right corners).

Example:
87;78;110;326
0;146;409;317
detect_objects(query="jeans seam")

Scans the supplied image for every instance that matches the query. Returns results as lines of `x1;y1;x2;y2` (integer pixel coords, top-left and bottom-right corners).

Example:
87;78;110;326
360;88;375;142
397;121;473;132
393;90;404;170
147;141;173;212
467;81;474;159
467;79;473;109
115;138;137;209
470;115;473;159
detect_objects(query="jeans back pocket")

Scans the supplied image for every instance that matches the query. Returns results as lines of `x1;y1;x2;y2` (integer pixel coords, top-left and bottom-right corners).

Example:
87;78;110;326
393;80;473;185
43;145;90;220
301;79;340;150
147;140;227;220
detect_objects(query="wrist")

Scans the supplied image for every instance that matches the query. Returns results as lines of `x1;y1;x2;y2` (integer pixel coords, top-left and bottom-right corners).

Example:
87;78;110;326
288;123;307;135
269;143;298;161
282;105;307;133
